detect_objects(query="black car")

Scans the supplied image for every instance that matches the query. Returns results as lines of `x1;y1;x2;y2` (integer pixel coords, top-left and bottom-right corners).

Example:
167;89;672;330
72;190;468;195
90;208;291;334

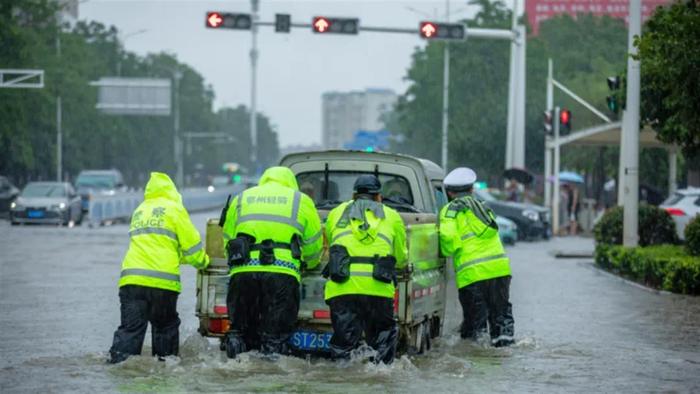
0;176;20;216
475;189;550;240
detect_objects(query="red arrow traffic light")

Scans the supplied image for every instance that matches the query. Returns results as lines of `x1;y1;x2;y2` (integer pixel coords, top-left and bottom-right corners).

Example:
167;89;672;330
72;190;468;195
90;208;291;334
420;22;437;38
313;17;330;33
206;12;223;28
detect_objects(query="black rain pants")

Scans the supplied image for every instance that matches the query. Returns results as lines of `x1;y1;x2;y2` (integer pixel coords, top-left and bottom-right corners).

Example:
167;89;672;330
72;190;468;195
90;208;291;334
458;276;515;347
224;272;300;358
327;294;399;364
109;285;180;363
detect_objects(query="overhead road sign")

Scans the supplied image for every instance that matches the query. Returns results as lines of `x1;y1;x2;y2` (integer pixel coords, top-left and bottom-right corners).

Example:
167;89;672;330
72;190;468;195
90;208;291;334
0;69;44;89
90;77;171;116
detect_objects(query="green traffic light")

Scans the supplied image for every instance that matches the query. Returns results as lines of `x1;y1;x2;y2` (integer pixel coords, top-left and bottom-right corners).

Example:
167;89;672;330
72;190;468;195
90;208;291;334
606;96;619;114
233;175;242;183
364;147;374;152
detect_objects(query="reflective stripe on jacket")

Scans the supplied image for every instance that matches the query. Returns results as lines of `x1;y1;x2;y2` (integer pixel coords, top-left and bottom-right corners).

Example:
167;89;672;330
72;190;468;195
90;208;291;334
119;172;210;293
324;199;407;300
222;166;323;282
439;195;510;289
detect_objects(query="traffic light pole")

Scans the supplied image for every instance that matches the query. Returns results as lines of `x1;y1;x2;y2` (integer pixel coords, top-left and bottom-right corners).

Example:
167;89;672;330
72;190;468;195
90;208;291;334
544;59;553;210
622;0;641;247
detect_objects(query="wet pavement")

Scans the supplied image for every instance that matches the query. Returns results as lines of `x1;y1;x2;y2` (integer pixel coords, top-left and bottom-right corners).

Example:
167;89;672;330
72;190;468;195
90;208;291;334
1;213;699;393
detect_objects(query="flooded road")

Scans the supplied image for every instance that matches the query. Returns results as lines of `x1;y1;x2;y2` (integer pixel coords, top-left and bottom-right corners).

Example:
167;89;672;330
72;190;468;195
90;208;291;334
1;213;699;392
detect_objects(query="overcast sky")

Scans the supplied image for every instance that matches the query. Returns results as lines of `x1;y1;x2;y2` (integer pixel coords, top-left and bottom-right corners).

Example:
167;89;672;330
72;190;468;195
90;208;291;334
81;0;519;147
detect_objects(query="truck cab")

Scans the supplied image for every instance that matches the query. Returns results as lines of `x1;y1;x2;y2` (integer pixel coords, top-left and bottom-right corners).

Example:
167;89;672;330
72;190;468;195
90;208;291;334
196;150;448;355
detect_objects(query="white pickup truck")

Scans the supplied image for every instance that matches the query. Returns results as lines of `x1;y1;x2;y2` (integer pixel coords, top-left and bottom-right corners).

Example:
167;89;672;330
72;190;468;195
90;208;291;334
196;150;448;355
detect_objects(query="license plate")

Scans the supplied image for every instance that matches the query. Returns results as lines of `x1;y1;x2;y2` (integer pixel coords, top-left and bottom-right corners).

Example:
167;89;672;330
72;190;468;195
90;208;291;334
28;210;44;218
289;330;332;352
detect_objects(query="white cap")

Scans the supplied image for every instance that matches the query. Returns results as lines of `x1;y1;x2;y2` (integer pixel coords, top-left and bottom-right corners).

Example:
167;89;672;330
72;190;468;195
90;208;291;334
444;167;477;187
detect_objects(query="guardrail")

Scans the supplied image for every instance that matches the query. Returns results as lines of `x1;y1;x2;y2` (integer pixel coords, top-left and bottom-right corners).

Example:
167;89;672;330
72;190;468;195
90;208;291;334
87;184;243;227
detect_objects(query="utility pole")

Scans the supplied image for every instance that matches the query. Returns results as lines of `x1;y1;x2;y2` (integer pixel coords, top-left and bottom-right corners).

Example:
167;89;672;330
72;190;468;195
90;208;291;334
56;24;62;182
173;70;183;187
249;0;259;172
440;0;450;171
505;0;517;170
623;0;641;247
552;106;561;236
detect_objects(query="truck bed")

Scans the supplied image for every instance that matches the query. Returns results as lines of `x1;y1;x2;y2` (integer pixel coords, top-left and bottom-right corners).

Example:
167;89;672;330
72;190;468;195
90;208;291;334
196;211;446;355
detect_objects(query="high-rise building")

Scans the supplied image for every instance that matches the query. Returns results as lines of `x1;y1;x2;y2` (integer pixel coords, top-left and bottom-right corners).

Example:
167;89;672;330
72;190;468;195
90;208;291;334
525;0;671;35
322;88;397;149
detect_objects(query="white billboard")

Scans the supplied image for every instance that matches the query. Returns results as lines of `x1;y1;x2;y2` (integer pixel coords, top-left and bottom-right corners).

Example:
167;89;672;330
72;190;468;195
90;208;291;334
91;77;171;116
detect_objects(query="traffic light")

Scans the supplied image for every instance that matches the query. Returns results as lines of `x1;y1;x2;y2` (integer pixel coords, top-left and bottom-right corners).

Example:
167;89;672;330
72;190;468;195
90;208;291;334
275;14;291;33
543;109;553;136
312;17;359;35
560;108;572;133
205;12;252;30
419;21;465;40
606;76;621;114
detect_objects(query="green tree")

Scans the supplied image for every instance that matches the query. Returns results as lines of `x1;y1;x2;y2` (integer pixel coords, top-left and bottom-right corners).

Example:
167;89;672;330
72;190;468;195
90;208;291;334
635;0;700;159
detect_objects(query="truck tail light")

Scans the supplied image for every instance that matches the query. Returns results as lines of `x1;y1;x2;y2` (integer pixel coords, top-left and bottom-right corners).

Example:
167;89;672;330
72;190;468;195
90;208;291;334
313;309;330;319
213;305;228;315
665;208;686;216
394;288;399;314
208;318;230;333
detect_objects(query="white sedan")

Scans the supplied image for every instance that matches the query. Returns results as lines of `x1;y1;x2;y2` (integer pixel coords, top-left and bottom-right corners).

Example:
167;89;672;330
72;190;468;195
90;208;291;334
660;188;700;240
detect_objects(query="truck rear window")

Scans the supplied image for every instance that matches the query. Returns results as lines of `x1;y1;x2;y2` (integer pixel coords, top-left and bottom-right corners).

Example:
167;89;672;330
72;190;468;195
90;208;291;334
297;171;414;210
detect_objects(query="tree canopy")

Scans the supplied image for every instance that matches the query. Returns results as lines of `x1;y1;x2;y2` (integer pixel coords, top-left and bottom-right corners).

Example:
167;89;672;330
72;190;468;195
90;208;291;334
0;0;279;186
636;0;700;160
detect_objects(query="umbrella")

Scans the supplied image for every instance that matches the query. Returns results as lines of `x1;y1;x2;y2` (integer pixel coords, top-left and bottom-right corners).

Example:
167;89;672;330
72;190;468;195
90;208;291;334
558;171;584;184
502;167;534;185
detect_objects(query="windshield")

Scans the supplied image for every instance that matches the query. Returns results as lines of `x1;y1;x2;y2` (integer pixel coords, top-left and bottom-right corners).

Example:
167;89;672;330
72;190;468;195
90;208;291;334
297;171;415;211
21;183;66;198
474;188;496;202
76;174;116;189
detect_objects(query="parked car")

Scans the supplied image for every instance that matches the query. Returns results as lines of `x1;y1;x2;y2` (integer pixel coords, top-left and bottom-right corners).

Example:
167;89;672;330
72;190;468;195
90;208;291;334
75;169;127;212
496;215;518;245
475;188;550;240
660;187;700;240
10;182;82;225
0;176;20;216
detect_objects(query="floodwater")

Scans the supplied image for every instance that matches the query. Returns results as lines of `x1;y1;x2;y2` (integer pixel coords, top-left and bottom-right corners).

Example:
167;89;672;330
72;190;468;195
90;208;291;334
1;213;699;392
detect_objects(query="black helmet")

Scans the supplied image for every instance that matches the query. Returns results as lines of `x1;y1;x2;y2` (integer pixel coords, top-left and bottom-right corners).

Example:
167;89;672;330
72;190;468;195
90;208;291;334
353;174;382;194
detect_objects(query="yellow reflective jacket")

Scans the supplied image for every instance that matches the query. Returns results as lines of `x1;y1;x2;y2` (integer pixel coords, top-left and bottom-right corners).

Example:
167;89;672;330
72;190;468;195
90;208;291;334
439;195;510;289
222;166;323;282
119;172;210;293
324;199;408;300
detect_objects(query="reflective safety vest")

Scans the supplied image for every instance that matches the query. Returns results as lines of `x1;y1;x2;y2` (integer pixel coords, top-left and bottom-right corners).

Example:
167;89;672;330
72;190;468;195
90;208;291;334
119;172;210;293
439;195;510;289
222;166;323;282
324;199;407;300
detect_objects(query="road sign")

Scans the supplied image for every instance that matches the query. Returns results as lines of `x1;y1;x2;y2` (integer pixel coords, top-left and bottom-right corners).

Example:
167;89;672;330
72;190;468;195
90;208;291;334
275;14;291;33
0;69;44;89
419;21;465;40
312;16;359;35
90;77;171;116
205;12;252;30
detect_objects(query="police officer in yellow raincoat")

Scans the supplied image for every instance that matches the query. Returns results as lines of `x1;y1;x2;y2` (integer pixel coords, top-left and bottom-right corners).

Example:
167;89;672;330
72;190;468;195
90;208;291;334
439;167;514;347
222;166;323;358
109;172;210;363
324;175;407;364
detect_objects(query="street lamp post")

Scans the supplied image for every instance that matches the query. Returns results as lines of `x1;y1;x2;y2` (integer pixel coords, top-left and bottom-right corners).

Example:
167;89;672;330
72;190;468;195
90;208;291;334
173;70;184;187
249;0;259;171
